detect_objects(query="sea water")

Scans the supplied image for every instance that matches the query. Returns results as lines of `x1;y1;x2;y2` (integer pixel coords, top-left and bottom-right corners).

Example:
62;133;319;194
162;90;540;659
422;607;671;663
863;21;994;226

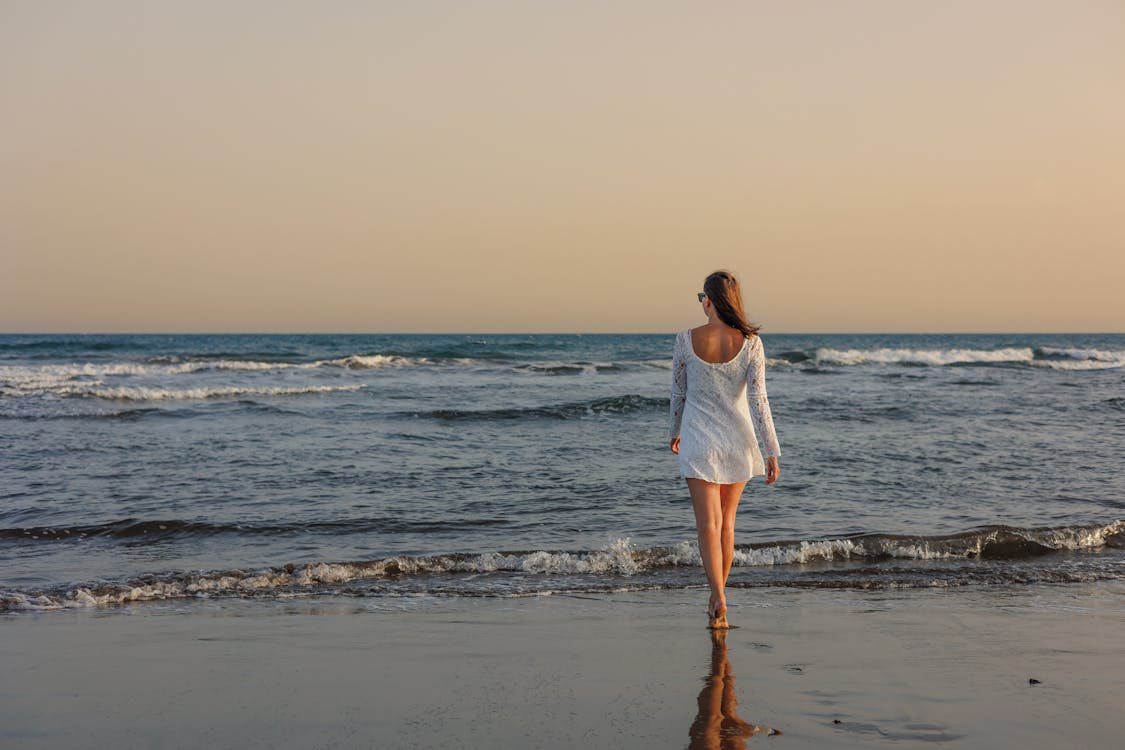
1;332;1122;610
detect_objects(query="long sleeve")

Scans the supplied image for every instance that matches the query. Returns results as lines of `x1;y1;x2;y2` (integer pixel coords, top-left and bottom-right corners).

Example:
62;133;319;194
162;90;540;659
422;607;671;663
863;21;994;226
747;336;781;458
669;331;687;440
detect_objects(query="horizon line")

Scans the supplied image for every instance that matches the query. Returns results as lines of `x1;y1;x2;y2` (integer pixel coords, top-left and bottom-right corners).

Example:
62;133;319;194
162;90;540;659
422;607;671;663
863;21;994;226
1;330;1122;337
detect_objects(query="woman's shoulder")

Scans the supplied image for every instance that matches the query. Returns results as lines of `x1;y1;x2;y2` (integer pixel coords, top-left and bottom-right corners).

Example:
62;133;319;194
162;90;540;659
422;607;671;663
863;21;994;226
746;332;765;358
690;324;755;343
671;329;690;352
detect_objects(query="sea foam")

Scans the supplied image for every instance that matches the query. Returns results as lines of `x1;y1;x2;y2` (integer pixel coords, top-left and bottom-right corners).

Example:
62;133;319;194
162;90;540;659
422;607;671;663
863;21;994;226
52;384;364;401
812;347;1035;367
4;522;1121;612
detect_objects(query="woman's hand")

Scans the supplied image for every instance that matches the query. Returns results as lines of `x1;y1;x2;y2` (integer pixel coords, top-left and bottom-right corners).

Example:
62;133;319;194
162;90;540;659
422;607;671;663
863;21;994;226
766;456;780;484
670;437;680;454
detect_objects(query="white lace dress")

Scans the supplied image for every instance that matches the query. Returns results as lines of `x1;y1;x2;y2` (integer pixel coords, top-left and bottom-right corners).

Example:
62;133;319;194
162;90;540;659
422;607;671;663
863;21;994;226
669;329;781;483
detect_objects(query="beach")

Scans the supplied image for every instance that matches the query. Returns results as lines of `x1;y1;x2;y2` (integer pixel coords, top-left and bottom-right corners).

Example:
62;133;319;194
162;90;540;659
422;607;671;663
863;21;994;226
4;582;1124;749
3;332;1123;748
6;1;1124;745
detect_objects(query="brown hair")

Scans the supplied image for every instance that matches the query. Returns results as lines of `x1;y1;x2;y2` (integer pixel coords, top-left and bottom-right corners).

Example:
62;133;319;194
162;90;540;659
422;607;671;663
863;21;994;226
702;270;760;337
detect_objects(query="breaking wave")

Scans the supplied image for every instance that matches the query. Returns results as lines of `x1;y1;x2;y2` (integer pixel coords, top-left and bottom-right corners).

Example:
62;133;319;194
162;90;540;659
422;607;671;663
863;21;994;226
4;521;1121;612
811;347;1034;367
1032;346;1125;370
513;362;633;375
771;346;1125;370
4;343;1121;404
16;384;363;402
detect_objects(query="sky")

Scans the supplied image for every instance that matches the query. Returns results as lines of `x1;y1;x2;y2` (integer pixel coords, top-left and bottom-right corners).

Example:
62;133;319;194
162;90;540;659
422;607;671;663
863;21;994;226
2;0;1123;333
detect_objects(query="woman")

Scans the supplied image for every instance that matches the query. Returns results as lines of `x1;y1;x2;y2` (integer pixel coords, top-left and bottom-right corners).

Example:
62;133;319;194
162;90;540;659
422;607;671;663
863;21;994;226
670;270;781;629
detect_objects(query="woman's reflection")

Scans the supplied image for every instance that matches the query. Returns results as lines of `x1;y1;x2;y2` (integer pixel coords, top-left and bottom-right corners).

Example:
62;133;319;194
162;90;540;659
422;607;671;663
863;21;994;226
688;630;781;748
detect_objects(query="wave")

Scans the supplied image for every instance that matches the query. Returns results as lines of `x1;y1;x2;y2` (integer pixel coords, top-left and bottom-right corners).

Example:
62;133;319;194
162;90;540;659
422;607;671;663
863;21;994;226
1031;347;1125;370
787;346;1125;370
44;384;364;402
413;394;667;421
8;519;1118;557
3;521;1121;611
502;346;1125;372
0;355;434;403
7;345;1120;392
811;347;1035;367
514;361;627;375
0;355;652;395
0;407;179;422
324;354;446;369
0;356;422;381
1036;346;1124;361
733;522;1125;564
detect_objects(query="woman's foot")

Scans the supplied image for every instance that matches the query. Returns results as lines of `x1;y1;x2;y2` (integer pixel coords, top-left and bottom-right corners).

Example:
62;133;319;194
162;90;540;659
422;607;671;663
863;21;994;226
707;594;722;618
707;595;729;629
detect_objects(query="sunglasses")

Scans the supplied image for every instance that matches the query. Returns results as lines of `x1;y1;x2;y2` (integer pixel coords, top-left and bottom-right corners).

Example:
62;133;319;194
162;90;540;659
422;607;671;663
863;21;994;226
697;293;707;303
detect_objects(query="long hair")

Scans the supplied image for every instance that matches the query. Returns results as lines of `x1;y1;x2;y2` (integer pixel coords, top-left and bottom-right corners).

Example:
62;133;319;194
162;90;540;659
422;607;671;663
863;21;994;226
703;270;760;337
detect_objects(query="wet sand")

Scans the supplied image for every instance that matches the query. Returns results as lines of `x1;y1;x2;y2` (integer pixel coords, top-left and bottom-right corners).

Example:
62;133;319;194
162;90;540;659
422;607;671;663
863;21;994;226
3;583;1124;749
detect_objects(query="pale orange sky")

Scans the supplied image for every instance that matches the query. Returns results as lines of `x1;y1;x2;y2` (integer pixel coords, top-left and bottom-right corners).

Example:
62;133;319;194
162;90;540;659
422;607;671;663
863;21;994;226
2;1;1123;333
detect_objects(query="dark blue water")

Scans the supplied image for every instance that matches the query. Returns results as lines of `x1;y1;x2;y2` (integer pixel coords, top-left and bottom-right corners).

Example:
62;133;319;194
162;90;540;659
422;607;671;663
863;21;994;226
1;333;1123;610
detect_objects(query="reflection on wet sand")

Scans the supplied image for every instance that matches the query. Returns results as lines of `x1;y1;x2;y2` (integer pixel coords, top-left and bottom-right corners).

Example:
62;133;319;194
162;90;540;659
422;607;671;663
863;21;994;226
688;630;781;748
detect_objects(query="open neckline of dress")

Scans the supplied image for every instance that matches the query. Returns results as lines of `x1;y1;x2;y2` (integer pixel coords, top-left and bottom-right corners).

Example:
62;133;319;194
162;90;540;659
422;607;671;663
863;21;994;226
687;330;749;365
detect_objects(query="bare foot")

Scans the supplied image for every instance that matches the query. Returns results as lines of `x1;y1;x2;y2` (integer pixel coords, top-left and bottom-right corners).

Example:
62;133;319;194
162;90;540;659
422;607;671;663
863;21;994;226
708;600;730;629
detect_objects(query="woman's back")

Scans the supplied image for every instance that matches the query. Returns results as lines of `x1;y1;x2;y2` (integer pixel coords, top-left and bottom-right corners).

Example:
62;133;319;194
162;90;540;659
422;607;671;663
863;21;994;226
690;324;747;364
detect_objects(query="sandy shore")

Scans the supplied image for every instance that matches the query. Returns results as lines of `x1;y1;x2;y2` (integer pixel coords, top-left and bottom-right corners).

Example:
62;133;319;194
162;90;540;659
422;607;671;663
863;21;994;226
3;582;1124;749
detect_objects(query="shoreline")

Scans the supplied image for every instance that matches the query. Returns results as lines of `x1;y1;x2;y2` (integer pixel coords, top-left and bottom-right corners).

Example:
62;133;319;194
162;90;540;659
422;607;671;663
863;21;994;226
4;583;1124;749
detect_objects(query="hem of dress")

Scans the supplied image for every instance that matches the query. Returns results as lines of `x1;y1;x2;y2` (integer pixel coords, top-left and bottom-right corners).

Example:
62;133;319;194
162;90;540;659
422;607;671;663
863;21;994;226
679;470;762;484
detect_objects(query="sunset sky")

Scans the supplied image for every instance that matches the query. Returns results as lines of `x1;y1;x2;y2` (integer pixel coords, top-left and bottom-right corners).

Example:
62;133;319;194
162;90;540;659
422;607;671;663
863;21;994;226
2;1;1123;333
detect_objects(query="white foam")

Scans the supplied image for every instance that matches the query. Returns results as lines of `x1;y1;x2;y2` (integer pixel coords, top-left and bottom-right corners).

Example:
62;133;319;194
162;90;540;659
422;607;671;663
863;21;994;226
52;384;364;401
813;347;1035;367
0;362;306;395
733;538;869;565
0;361;369;400
733;521;1125;565
490;537;643;574
1032;347;1125;371
5;523;1122;611
0;354;447;395
1038;346;1123;362
206;360;320;371
1034;521;1125;549
1035;360;1124;371
0;368;78;394
321;354;429;369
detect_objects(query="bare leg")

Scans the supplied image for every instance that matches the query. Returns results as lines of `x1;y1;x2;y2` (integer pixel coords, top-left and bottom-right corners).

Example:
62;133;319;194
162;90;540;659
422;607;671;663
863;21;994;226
688;479;725;620
719;482;747;588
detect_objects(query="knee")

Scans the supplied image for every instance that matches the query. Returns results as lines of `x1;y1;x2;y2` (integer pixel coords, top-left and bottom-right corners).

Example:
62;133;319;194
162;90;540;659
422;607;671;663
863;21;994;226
699;515;723;535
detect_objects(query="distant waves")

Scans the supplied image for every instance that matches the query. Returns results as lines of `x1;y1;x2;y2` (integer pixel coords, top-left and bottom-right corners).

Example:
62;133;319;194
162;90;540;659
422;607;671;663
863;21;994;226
773;346;1125;370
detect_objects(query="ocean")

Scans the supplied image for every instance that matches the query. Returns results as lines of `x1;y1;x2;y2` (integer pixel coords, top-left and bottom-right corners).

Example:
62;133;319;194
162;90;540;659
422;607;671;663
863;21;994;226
1;332;1122;612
